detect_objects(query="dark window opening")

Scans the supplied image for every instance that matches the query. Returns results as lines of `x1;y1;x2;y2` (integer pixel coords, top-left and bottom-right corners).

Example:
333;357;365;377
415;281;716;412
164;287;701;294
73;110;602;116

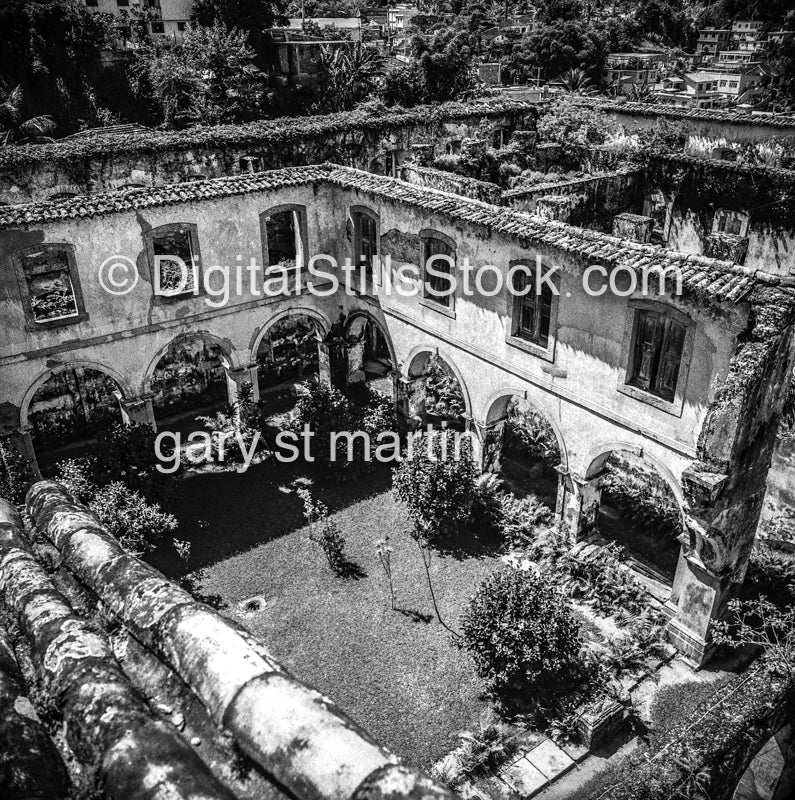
628;308;686;402
21;248;79;323
153;229;196;295
354;212;377;283
265;210;299;269
423;237;454;308
150;21;165;34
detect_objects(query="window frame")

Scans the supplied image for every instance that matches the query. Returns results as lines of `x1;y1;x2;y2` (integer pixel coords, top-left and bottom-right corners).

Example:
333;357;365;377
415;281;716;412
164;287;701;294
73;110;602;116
259;204;308;275
144;222;202;304
11;242;88;331
418;229;456;318
618;300;694;415
505;259;559;362
350;205;380;293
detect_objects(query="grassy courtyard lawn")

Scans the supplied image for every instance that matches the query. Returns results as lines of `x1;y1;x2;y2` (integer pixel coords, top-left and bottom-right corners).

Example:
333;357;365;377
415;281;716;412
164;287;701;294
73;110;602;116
151;462;504;769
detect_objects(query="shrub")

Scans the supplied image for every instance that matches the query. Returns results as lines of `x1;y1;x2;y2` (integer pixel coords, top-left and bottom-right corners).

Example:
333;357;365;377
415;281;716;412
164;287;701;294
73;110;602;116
289;381;395;477
54;457;97;503
88;481;177;556
94;422;176;502
473;472;552;543
0;435;34;504
461;566;583;695
392;430;478;540
297;487;347;573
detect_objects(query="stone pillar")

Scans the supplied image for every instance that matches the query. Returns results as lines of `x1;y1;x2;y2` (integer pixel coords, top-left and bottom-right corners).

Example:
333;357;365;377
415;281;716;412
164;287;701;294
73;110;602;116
557;468;605;542
397;376;426;433
318;341;348;392
119;395;156;431
665;523;733;668
1;427;40;480
704;233;749;264
536;195;573;223
612;213;654;243
224;364;260;406
472;417;507;473
347;339;366;385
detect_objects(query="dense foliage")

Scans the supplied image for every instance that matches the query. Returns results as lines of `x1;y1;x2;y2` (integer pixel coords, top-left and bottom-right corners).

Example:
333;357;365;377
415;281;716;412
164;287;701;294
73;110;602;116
0;435;33;505
392;430;479;539
461;566;583;695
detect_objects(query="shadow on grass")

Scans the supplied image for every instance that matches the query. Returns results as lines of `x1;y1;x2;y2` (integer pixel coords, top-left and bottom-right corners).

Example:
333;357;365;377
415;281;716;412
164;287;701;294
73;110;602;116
147;461;394;575
396;607;433;624
335;557;367;580
431;522;505;561
178;570;228;610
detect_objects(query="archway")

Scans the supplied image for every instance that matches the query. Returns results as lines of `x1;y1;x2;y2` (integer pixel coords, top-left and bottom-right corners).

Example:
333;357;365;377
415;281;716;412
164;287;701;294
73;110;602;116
485;393;565;511
148;334;230;426
585;446;685;584
345;313;396;398
254;313;325;400
406;350;470;431
25;365;125;467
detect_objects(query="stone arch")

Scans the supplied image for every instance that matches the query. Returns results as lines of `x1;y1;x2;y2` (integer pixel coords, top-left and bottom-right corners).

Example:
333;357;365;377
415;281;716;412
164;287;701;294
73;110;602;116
143;331;239;422
21;361;131;429
45;184;83;201
583;441;685;513
21;362;128;459
582;442;687;582
404;346;472;428
249;307;331;361
344;310;397;396
482;388;569;472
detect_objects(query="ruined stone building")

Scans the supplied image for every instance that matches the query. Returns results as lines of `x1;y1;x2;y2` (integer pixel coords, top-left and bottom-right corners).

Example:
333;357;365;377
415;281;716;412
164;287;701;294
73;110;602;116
1;98;795;796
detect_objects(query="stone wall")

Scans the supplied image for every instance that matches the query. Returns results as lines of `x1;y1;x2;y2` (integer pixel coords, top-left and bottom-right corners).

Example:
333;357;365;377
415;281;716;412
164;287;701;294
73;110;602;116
503;168;643;231
400;164;503;204
0;99;537;203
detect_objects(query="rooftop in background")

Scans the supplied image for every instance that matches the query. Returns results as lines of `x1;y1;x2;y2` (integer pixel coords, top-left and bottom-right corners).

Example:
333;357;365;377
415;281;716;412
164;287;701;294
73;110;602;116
60;123;152;141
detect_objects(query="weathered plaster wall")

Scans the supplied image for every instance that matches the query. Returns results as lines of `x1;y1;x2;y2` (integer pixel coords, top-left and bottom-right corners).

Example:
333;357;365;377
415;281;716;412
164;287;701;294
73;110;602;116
0;102;537;204
400;164;503;204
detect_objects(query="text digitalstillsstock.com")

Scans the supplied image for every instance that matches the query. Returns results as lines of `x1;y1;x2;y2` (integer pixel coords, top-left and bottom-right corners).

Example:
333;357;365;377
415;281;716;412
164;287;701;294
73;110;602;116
99;252;685;305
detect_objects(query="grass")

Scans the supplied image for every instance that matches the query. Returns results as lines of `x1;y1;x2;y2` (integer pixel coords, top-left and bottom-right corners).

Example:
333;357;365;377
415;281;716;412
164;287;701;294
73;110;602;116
148;461;504;769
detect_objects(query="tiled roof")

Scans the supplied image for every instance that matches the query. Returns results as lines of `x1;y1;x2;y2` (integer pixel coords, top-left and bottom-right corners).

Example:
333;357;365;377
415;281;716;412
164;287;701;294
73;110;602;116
322;165;767;303
0;98;537;170
643;151;795;182
0;162;782;305
573;97;795;129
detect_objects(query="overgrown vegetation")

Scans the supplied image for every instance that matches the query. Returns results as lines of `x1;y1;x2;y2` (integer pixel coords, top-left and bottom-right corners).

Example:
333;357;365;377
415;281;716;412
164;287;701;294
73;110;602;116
0;435;34;505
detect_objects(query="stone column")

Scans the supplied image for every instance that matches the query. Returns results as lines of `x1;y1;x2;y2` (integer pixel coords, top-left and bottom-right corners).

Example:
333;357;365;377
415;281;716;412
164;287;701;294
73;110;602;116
318;341;348;392
396;376;426;433
347;339;366;385
119;395;156;431
536;195;573;223
472;417;507;473
557;468;605;542
665;520;733;668
612;213;654;243
224;364;260;406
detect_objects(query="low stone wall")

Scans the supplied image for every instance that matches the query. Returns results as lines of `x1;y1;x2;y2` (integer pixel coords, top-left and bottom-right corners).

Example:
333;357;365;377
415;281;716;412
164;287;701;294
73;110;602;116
0;99;537;203
503;168;643;230
24;481;455;800
401;164;503;204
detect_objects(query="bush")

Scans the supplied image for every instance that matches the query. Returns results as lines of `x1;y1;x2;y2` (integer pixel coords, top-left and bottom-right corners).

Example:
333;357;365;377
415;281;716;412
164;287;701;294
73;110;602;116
473;472;552;544
87;481;178;556
54;457;97;503
0;435;34;504
297;487;347;573
392;430;478;540
461;567;583;695
94;422;176;502
289;381;395;478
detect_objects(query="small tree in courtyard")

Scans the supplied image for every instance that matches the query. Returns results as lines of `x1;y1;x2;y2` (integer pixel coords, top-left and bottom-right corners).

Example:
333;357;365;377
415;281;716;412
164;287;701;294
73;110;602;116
393;430;479;633
461;566;583;697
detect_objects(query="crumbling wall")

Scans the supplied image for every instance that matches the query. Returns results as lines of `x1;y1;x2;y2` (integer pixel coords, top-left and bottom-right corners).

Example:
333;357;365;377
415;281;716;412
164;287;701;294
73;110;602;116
400;164;502;204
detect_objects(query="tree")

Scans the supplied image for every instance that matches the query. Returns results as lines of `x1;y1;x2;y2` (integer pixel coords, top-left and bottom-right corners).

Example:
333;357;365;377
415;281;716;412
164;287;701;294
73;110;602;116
0;0;117;132
536;95;618;150
461;567;583;695
0;83;56;144
0;436;33;504
129;22;263;127
192;0;288;32
383;30;482;107
312;45;381;113
559;67;598;94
